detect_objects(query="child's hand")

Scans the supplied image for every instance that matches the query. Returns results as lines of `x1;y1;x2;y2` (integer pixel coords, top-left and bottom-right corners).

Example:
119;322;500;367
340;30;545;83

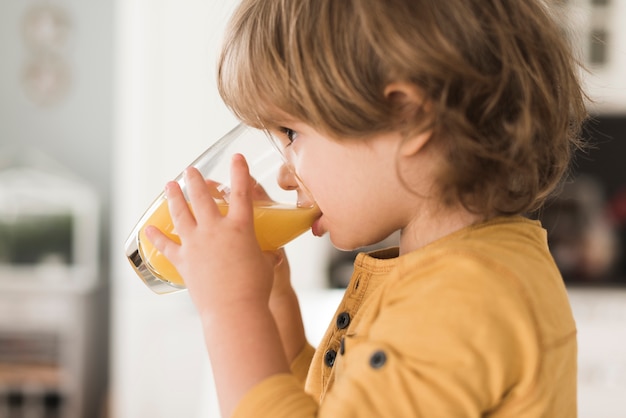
145;155;293;415
145;154;277;318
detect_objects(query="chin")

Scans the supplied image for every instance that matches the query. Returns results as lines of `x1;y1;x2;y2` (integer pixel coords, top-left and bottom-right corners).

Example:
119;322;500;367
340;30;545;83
328;234;374;252
329;228;401;253
328;234;354;252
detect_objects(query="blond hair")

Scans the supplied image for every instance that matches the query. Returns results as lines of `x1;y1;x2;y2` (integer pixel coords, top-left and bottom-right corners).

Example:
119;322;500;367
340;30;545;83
217;0;587;216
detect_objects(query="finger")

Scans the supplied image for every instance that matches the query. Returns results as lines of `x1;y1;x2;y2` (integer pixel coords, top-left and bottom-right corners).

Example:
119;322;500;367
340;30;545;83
184;167;220;224
164;180;196;233
144;225;180;264
227;154;254;223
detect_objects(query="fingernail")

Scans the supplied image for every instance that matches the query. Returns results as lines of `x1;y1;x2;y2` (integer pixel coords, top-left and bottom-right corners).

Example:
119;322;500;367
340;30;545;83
144;225;155;239
164;181;175;195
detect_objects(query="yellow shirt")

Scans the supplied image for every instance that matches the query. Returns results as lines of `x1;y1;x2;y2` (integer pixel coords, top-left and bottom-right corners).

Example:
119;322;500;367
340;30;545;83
233;216;577;417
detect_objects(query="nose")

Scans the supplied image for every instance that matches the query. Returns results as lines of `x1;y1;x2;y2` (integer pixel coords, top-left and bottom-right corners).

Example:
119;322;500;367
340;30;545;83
277;163;317;208
277;163;298;191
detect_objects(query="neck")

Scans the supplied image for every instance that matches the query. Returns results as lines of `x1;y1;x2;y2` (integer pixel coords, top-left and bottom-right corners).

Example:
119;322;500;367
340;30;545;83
399;204;483;255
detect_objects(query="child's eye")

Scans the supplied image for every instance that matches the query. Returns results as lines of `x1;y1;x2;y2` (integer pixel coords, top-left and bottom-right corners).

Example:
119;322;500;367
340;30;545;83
279;127;298;145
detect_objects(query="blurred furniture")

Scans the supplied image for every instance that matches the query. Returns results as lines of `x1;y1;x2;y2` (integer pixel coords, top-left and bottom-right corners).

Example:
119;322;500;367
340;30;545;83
0;152;99;418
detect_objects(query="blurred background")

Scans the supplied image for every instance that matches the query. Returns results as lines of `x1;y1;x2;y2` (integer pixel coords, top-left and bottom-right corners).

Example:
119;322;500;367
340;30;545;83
0;0;624;417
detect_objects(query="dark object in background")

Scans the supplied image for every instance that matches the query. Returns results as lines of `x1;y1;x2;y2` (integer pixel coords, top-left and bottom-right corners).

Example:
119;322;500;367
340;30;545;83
540;175;619;282
539;115;626;285
0;213;73;265
327;232;400;288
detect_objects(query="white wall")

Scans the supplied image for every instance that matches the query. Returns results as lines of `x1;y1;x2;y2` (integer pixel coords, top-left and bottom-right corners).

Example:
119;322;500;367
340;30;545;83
570;288;626;417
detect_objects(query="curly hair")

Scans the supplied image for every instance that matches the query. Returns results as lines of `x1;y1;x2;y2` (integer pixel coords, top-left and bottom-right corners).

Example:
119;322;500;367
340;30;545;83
217;0;588;217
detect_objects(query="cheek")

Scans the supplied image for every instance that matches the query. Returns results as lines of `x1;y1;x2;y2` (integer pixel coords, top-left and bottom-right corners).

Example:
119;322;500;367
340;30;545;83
304;171;356;219
295;163;334;208
292;143;352;208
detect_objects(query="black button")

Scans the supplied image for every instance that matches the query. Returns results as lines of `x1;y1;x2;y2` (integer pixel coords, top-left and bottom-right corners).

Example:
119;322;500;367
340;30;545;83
339;337;345;355
369;350;387;369
324;349;337;367
336;312;351;330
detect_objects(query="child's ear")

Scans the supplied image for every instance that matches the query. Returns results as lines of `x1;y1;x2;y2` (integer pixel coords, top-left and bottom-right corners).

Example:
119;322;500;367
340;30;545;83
384;82;427;112
384;82;433;156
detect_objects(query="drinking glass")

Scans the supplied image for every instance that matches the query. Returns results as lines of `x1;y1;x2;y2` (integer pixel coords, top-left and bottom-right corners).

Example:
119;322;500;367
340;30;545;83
124;123;318;294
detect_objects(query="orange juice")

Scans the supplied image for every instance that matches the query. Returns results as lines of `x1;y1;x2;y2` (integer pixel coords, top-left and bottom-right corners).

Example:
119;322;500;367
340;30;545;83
137;198;318;286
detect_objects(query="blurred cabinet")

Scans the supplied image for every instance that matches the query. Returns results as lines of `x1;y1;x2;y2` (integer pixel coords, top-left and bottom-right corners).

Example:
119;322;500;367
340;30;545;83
0;153;99;418
0;293;88;418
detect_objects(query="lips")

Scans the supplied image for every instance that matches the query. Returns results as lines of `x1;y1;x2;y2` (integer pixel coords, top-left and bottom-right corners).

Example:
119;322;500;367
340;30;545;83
311;215;324;237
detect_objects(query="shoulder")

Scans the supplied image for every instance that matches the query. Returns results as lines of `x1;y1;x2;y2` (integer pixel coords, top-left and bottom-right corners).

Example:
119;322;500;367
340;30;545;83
379;216;574;347
386;242;532;317
384;216;555;320
370;236;544;366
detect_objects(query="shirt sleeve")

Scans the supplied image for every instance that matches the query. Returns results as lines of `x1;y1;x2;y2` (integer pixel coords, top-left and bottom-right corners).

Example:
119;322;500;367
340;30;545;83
290;342;316;385
231;343;316;418
231;374;319;418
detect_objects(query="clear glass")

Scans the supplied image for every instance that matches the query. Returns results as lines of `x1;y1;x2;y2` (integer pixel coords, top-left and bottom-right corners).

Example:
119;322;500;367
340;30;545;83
124;124;318;294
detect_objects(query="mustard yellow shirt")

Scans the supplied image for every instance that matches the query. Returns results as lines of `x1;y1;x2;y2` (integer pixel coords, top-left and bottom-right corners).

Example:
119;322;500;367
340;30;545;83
233;216;577;417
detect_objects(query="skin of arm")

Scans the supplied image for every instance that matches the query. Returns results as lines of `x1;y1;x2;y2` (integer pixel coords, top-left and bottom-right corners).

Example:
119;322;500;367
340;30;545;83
269;250;308;365
145;155;297;416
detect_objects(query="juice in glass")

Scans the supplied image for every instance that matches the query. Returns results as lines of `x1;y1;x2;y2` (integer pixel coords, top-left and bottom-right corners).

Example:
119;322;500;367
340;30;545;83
136;197;318;286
